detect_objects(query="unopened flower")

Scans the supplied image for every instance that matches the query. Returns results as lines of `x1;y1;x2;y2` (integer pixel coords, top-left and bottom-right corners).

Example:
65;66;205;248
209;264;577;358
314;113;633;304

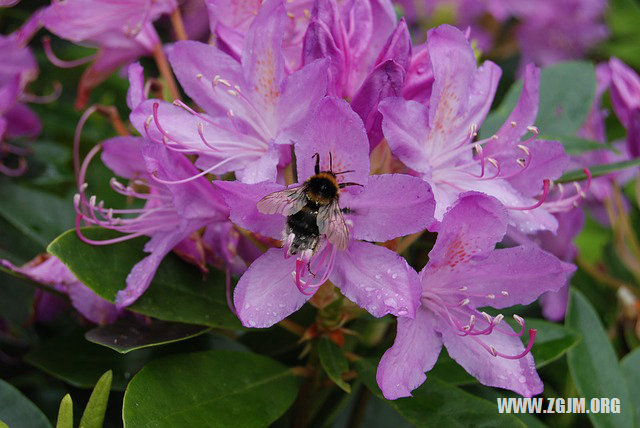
134;0;327;183
608;57;640;158
376;193;575;399
216;97;436;327
380;25;570;234
2;255;121;325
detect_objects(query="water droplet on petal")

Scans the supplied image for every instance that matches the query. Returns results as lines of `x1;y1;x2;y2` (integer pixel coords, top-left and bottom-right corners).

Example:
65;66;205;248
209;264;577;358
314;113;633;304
384;297;397;308
518;376;526;383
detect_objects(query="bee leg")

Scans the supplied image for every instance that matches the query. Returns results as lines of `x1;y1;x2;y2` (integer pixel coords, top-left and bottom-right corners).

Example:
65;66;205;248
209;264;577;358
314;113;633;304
307;260;316;277
339;182;364;189
312;153;320;174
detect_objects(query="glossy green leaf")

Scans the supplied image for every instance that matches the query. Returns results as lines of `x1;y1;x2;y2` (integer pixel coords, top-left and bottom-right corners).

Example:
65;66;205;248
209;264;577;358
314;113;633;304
527;319;581;368
480;61;596;139
0;181;74;248
48;228;240;329
0;379;51;428
556;158;640;183
356;359;525;427
318;338;351;393
541;135;614;155
56;394;73;428
123;350;299;428
621;348;640;423
79;371;112;428
0;420;8;428
25;330;151;391
85;318;210;354
566;290;636;428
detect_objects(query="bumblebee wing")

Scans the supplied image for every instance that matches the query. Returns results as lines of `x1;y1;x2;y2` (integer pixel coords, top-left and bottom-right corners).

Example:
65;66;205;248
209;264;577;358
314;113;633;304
317;202;349;251
257;185;307;215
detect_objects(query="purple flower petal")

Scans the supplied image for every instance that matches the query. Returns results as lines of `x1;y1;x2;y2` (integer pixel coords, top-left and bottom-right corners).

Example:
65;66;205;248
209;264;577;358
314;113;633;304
351;60;405;148
241;0;286;111
379;97;431;173
296;97;369;184
234;248;311;328
330;241;421;318
376;309;442;399
101;136;146;179
214;180;286;240
275;58;328;145
126;62;145;111
340;174;436;241
435;315;543;398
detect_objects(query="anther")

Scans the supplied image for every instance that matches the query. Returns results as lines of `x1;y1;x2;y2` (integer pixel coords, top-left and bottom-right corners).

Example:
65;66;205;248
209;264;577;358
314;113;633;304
459;298;470;307
517;144;530;156
486;294;495;299
510;121;517;127
513;314;524;326
501;290;509;296
527;125;539;135
459;286;468;291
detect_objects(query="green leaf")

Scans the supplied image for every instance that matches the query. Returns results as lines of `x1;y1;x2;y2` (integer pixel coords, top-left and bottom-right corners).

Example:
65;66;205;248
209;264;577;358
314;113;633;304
122;350;299;428
541;135;614;155
0;420;8;428
621;348;640;423
25;330;151;391
48;228;240;329
566;290;636;428
480;61;596;139
429;350;476;385
0;379;51;428
527;319;581;368
318;338;351;393
79;371;112;428
0;181;74;248
56;394;73;428
85;318;210;354
556;158;640;183
356;359;525;427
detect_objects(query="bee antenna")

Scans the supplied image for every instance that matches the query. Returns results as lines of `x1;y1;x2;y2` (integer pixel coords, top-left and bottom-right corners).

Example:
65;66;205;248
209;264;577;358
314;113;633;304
334;169;355;175
312;153;320;174
329;152;333;172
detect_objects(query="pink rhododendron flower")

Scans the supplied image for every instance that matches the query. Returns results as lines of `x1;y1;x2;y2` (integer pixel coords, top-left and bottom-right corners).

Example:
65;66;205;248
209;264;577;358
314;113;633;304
42;0;177;107
135;0;327;183
0;12;43;176
217;97;436;327
380;25;570;234
74;136;233;308
206;0;312;70
376;193;575;399
2;255;122;325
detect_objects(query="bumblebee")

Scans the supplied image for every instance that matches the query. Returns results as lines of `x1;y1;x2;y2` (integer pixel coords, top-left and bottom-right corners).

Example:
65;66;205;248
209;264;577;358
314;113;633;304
257;153;360;255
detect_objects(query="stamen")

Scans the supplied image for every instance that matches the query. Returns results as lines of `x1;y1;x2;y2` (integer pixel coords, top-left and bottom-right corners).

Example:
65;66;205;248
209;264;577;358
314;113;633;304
43;36;97;68
505;179;550;211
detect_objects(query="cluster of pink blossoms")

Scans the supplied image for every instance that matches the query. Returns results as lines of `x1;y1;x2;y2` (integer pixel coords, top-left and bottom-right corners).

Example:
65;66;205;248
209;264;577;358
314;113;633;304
4;0;640;402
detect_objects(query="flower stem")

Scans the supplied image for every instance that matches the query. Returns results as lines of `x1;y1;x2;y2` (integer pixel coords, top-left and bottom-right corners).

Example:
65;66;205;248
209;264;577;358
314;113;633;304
170;8;188;41
152;43;181;101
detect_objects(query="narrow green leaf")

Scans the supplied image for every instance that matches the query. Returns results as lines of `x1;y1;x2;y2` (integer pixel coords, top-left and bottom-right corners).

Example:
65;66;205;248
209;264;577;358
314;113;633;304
48;228;240;329
621;348;640;423
556;158;640;183
123;350;299;428
79;371;112;428
0;420;8;428
318;338;351;393
56;394;73;428
0;379;51;428
356;359;525;427
85;319;210;354
566;290;636;428
541;135;614;155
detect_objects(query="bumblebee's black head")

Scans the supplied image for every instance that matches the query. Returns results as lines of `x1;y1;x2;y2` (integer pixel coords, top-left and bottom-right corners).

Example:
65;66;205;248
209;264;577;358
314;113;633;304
305;172;339;205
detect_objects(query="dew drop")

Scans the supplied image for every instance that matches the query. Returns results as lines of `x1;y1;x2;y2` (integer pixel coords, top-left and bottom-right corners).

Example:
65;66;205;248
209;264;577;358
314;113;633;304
375;274;381;279
391;273;398;279
518;376;526;383
365;287;375;292
384;297;397;308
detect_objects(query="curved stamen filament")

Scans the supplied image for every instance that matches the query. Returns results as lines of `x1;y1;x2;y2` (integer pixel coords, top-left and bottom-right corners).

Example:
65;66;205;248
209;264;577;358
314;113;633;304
505;179;550;211
43;36;97;68
150;154;246;185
